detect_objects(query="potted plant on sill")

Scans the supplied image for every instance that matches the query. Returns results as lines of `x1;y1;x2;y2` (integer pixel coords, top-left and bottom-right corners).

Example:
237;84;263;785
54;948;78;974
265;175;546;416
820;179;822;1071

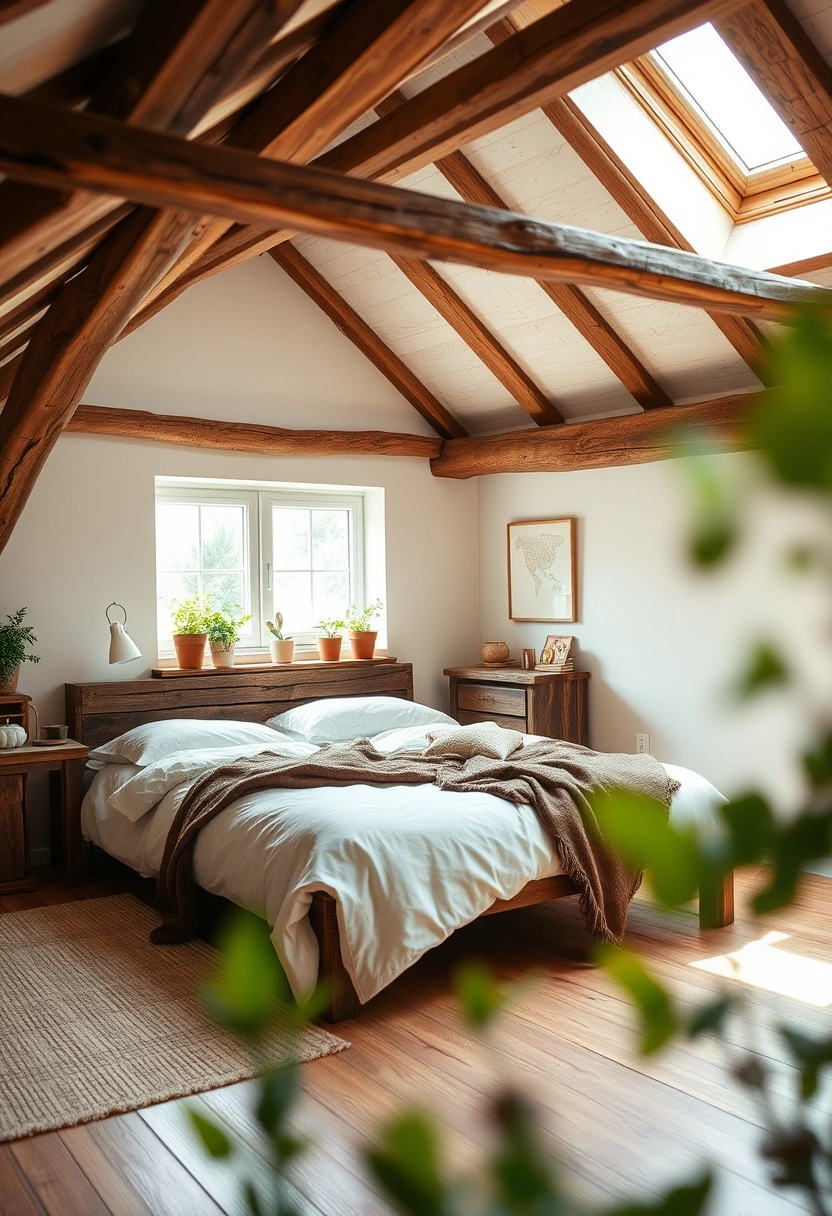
346;598;383;660
0;607;40;694
206;607;251;669
170;595;211;670
267;614;294;664
316;618;345;662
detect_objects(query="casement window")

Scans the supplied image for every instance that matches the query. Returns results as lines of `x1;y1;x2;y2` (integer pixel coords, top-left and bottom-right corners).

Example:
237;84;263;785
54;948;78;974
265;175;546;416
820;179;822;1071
155;480;365;654
618;22;830;223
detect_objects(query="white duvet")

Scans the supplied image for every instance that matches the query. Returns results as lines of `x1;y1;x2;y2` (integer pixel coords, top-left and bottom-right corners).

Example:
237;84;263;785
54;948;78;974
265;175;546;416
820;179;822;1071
82;726;726;1004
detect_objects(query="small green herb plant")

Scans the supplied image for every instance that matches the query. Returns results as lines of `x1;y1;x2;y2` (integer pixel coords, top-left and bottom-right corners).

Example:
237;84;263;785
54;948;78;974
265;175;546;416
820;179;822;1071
316;617;345;639
205;608;251;646
170;595;212;636
346;598;383;633
0;608;40;685
266;614;292;642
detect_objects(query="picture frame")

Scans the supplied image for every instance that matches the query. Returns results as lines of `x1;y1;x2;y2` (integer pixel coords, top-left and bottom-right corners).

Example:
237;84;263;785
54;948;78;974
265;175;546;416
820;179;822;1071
507;518;577;623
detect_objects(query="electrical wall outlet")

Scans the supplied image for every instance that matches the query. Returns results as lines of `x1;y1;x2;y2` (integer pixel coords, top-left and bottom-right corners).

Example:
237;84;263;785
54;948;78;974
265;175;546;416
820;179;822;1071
636;733;650;755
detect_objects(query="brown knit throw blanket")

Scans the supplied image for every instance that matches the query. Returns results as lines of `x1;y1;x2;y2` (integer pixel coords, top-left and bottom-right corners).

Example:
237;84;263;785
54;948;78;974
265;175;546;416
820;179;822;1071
151;739;679;948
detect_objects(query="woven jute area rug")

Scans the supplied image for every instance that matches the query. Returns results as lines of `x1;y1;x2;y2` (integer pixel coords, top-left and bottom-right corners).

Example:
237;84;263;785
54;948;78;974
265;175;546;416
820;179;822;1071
0;894;349;1142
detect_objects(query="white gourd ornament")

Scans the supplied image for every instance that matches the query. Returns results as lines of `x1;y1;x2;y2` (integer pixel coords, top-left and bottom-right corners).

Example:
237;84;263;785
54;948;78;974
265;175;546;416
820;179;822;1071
0;722;26;748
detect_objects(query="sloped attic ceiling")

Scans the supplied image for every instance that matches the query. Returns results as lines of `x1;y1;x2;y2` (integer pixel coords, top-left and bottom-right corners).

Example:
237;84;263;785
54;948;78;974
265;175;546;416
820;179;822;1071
0;0;830;491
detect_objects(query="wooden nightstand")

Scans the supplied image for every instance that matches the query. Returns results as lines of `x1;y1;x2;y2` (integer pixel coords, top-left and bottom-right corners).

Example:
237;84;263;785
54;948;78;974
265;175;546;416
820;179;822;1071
0;741;89;892
444;666;590;744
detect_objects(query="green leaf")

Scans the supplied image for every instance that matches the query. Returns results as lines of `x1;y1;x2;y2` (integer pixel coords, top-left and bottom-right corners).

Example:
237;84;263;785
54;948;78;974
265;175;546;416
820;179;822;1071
592;790;700;908
256;1067;299;1139
753;307;832;491
803;734;832;789
188;1108;233;1159
244;1181;264;1216
779;1027;832;1100
603;1172;711;1215
597;947;678;1055
687;995;735;1040
454;961;506;1030
753;811;832;914
491;1092;561;1209
202;909;290;1039
718;793;774;867
680;451;739;569
366;1111;450;1216
731;641;789;701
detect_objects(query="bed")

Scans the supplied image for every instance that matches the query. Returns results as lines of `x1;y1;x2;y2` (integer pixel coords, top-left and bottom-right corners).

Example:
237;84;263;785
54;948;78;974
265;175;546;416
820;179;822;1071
65;662;733;1022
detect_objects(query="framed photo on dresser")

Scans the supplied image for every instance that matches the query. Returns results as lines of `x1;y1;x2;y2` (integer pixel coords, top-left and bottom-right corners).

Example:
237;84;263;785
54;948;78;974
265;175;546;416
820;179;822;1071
507;517;577;623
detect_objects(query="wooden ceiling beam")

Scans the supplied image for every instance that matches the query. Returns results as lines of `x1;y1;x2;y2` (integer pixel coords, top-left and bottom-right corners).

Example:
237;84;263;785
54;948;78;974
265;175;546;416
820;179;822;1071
66;404;442;459
435;147;673;410
431;392;759;477
1;95;827;323
0;319;38;368
0;0;51;25
271;246;467;440
147;0;744;298
716;0;832;188
0;281;59;345
390;256;564;424
0;0;287;294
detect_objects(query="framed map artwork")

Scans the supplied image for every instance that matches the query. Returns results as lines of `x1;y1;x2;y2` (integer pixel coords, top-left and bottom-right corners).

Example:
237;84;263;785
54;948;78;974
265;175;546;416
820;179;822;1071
507;518;577;623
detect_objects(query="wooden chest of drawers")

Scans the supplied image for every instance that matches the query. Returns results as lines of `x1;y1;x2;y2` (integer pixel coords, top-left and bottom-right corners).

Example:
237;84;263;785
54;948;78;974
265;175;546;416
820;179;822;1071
444;666;589;744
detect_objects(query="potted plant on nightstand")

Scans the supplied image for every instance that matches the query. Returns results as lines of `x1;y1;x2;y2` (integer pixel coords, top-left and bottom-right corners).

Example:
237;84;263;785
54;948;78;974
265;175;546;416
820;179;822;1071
170;595;211;670
316;618;345;661
346;598;383;659
267;614;294;663
206;607;251;668
0;608;40;694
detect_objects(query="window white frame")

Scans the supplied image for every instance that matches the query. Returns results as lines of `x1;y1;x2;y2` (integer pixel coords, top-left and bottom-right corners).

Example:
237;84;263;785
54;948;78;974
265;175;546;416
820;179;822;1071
155;480;366;655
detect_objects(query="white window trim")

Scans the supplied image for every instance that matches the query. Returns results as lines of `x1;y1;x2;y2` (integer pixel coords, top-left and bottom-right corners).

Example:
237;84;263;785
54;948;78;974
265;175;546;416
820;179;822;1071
155;480;368;657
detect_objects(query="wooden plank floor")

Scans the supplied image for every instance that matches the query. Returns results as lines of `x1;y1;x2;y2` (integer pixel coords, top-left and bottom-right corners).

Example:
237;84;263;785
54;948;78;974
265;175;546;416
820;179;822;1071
1;860;829;1215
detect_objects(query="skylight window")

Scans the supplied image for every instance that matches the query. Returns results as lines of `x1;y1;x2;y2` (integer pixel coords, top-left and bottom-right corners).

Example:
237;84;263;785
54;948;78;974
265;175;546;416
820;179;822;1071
653;23;804;174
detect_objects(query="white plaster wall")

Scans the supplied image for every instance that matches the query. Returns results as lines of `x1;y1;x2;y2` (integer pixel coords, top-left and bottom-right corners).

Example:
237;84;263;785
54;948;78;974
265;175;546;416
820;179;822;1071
477;453;831;809
0;256;480;857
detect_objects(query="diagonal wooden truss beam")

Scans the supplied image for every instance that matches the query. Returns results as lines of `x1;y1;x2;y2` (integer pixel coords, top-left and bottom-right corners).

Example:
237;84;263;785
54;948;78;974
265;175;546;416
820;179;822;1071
483;15;772;384
1;95;827;323
141;0;744;305
431;391;759;477
271;246;467;440
716;0;832;188
143;0;490;310
390;256;564;424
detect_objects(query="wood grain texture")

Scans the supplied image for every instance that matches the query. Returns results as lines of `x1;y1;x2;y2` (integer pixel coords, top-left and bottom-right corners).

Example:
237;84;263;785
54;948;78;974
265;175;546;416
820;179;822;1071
67;402;444;458
0;774;25;885
431;392;759;477
146;0;489;308
390;255;564;424
141;0;746;294
0;207;195;558
717;0;832;188
270;246;466;438
1;95;826;322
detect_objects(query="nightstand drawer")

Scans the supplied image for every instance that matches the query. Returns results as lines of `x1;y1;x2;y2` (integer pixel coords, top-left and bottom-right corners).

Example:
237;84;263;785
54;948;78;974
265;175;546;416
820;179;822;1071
458;709;528;731
457;683;526;718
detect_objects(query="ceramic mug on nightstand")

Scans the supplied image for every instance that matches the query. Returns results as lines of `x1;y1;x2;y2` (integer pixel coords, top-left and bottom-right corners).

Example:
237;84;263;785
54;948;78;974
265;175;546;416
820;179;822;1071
39;724;68;741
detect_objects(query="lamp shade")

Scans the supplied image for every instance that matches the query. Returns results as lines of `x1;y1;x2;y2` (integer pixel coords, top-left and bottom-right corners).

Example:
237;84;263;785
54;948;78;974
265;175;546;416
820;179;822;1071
106;603;142;665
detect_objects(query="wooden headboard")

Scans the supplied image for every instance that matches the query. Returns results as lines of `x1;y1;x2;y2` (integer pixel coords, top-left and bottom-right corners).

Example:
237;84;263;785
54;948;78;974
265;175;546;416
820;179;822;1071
66;660;414;748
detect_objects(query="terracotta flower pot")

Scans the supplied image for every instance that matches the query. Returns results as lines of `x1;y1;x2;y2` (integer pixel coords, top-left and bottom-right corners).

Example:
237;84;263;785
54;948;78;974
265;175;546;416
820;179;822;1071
210;641;235;668
349;630;377;660
0;666;20;694
269;638;295;663
173;632;208;670
317;636;342;662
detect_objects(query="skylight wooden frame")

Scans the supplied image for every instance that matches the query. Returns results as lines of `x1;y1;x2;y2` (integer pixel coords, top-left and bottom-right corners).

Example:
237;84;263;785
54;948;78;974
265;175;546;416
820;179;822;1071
616;53;831;225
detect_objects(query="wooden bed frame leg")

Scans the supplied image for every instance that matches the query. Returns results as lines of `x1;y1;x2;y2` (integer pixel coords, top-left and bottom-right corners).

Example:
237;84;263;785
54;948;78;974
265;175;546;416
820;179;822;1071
699;867;734;929
309;891;362;1023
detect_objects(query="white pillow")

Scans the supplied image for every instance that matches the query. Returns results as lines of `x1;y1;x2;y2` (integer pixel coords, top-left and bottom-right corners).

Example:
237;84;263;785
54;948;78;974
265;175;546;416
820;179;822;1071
266;696;456;745
89;718;284;767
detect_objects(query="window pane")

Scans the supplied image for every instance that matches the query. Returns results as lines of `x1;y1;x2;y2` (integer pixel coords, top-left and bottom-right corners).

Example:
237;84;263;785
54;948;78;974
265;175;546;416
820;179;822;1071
156;504;199;571
203;571;246;620
158;571;198;636
311;509;349;571
274;571;312;634
273;508;310;570
201;505;244;570
313;571;349;624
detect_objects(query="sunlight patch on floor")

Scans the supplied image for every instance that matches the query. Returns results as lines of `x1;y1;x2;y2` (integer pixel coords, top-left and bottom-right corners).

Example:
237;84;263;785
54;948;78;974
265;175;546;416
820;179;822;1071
690;931;832;1007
